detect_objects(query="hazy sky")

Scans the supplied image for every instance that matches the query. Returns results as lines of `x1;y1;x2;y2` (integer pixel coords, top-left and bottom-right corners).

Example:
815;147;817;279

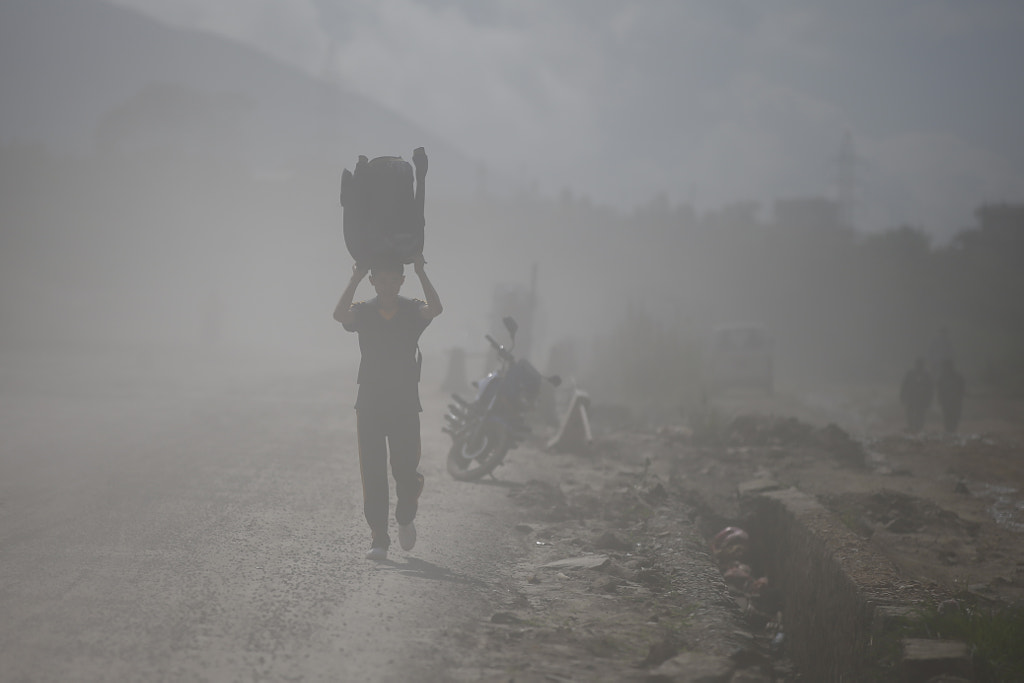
103;0;1024;239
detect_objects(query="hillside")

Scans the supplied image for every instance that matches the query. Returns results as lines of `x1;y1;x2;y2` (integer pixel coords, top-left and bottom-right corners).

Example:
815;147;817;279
0;0;474;192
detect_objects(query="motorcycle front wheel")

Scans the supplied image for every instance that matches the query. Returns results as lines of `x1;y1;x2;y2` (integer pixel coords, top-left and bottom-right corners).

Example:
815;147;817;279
446;418;510;481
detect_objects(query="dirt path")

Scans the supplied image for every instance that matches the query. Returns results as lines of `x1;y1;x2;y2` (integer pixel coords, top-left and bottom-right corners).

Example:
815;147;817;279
0;352;536;682
7;353;1019;681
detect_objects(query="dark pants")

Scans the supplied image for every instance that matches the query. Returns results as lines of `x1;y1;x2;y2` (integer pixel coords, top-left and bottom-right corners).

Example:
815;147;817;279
905;402;928;433
356;410;423;548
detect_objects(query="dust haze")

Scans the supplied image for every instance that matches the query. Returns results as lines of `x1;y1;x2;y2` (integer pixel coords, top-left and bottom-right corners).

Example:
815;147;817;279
7;6;1024;681
3;0;1024;412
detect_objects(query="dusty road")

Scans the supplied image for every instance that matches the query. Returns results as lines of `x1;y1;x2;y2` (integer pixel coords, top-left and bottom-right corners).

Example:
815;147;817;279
0;350;529;682
10;350;1018;682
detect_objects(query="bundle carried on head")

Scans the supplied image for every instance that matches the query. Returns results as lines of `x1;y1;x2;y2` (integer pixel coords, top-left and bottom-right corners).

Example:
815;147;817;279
340;147;427;266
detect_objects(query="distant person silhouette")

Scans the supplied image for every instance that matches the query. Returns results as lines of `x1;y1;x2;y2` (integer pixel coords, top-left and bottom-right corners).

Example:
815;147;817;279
935;359;966;433
900;358;933;434
928;327;955;377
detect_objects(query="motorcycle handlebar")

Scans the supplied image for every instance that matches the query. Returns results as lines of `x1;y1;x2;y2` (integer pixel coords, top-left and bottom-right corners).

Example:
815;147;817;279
485;334;515;362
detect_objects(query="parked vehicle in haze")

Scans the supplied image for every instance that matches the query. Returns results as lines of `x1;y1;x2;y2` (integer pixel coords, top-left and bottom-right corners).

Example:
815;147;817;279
443;316;560;481
707;323;774;394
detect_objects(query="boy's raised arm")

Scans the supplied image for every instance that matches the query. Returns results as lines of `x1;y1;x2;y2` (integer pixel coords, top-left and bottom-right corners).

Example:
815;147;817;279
334;263;368;326
413;254;442;320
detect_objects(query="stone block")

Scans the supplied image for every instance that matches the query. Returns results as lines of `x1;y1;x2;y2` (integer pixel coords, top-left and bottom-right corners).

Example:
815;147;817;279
901;638;973;682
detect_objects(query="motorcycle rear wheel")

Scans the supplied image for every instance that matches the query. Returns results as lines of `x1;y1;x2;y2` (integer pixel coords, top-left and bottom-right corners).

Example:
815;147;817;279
446;419;510;481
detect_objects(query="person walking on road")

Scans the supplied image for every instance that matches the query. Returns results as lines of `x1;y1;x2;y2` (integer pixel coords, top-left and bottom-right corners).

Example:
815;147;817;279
928;327;955;377
900;358;933;434
935;359;966;434
334;254;443;560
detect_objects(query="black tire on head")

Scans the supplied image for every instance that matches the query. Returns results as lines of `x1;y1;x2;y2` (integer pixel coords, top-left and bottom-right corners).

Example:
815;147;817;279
446;419;509;481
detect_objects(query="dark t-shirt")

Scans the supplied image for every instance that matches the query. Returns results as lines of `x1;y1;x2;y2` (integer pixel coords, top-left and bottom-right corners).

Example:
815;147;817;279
936;369;965;406
342;296;430;413
901;368;933;407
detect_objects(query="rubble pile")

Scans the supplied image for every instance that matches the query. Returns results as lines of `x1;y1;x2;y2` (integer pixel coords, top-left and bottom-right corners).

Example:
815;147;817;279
725;415;813;447
673;413;868;467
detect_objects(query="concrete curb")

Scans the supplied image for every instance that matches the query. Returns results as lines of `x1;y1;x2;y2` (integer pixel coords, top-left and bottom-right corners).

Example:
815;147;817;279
743;487;951;681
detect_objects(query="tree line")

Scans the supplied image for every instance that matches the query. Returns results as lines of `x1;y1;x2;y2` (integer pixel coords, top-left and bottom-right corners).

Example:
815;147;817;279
2;144;1022;398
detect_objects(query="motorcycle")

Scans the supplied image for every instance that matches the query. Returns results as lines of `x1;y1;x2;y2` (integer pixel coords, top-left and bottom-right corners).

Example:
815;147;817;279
444;316;561;481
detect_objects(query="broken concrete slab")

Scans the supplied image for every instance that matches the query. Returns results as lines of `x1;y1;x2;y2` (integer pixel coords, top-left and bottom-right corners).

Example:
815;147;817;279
901;638;973;683
489;611;526;625
730;670;772;683
745;487;933;681
646;651;735;682
737;478;781;496
540;554;610;570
